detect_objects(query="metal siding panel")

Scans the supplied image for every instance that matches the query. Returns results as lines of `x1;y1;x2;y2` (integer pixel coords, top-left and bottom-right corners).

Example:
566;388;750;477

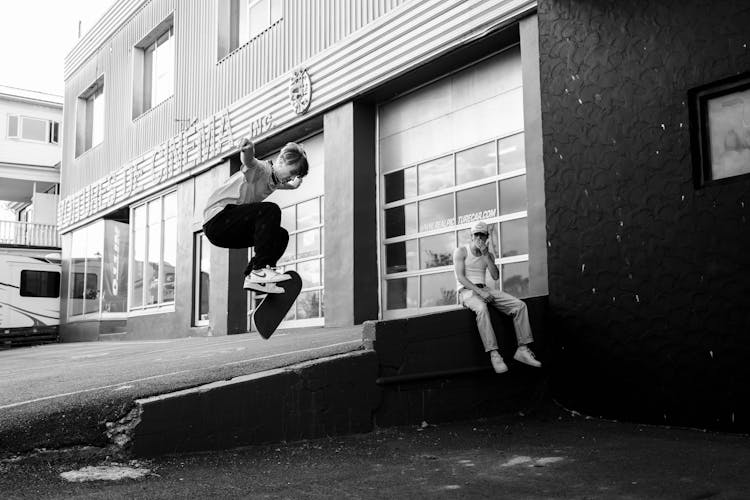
63;0;418;208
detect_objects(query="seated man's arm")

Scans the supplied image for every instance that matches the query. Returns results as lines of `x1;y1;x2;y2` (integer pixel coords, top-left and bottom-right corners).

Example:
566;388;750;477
454;247;488;296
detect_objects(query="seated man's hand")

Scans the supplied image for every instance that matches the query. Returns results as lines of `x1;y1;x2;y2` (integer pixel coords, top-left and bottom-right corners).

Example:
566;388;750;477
478;288;492;302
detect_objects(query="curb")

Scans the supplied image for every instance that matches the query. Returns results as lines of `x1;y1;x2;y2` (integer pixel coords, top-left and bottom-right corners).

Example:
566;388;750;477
109;350;380;457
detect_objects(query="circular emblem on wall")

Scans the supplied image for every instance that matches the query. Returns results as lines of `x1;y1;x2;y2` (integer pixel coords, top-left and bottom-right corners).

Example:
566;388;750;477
289;67;312;115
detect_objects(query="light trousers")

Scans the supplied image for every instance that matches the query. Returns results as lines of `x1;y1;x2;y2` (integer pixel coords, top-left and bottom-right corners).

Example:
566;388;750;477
459;288;534;352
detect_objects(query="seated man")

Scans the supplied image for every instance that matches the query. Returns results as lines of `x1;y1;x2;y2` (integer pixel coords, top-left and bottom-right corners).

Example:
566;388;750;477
453;221;542;374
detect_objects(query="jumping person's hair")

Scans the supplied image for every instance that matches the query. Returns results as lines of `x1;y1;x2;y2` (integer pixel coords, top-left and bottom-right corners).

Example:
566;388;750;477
279;142;309;177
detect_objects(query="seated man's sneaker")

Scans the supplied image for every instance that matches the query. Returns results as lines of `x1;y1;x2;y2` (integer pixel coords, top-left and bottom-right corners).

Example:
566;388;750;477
513;346;542;367
244;276;284;294
248;266;291;284
490;350;508;374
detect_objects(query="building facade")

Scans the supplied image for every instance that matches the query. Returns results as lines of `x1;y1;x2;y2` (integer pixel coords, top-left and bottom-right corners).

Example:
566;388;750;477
0;85;62;246
59;0;546;341
58;0;750;431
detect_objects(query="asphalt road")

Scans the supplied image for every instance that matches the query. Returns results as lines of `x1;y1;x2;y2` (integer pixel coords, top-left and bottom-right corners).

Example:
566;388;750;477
0;327;364;453
2;409;750;499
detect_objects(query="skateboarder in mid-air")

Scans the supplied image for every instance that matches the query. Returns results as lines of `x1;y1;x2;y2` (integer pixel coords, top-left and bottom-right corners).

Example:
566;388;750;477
202;138;309;295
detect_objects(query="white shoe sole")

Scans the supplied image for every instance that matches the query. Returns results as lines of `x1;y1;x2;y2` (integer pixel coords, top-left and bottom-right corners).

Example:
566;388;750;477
513;352;542;368
245;282;284;294
248;273;291;284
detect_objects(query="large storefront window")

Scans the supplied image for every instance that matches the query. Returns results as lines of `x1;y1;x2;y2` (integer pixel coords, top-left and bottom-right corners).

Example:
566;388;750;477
67;219;129;318
379;47;534;318
130;191;177;312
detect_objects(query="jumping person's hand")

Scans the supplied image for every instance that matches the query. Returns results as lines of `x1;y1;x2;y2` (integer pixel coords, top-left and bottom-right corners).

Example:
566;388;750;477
238;138;255;166
286;176;303;189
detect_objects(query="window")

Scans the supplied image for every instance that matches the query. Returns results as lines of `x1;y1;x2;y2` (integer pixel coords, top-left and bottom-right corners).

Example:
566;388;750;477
68;221;104;317
382;135;530;314
130;191;177;311
6;115;60;144
377;49;540;319
193;232;210;326
76;77;104;156
217;0;282;59
133;17;174;117
20;270;60;298
249;196;325;327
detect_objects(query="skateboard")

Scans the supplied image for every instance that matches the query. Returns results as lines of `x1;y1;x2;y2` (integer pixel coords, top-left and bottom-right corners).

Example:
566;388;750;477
252;271;302;339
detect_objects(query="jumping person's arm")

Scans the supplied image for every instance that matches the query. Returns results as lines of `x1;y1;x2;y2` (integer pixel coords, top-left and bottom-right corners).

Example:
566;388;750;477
239;139;264;173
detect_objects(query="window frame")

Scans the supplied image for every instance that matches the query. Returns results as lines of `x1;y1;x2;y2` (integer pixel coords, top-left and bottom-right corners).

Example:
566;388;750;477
380;132;531;320
217;0;283;61
128;190;178;315
248;194;325;330
75;76;105;157
133;15;175;119
6;114;60;144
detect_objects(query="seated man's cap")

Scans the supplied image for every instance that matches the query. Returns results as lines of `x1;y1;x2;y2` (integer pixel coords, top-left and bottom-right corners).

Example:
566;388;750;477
471;221;488;235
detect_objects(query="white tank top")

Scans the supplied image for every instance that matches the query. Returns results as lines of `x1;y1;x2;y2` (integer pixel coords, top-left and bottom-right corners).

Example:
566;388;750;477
457;244;486;290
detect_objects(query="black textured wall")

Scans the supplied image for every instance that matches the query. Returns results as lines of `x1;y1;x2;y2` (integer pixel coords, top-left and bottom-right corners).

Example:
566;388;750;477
538;0;750;430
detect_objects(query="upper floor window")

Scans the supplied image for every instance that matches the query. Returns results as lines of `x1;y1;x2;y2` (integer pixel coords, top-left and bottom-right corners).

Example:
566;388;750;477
133;16;174;118
217;0;282;59
75;76;104;156
7;115;59;144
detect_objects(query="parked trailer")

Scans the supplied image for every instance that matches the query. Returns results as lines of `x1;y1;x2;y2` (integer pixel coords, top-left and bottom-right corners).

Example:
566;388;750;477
0;252;61;348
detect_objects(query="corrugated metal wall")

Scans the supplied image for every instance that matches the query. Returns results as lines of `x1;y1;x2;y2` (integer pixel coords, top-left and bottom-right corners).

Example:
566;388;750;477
62;0;407;198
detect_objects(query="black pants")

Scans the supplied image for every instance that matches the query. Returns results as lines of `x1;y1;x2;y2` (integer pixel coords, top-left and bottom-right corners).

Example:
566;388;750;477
203;203;289;275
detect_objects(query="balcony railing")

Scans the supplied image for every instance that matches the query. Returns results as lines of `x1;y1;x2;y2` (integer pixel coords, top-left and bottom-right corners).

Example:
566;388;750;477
0;220;60;248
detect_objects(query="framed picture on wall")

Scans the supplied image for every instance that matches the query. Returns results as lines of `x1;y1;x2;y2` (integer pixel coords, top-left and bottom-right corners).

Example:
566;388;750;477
689;72;750;187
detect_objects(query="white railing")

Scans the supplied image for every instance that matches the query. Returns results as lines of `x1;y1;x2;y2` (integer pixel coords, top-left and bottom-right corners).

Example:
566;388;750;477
0;220;60;248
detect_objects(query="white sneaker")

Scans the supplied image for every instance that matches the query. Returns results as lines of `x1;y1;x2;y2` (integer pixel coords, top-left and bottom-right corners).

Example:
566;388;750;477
490;351;508;374
248;266;291;284
513;346;542;368
244;278;284;294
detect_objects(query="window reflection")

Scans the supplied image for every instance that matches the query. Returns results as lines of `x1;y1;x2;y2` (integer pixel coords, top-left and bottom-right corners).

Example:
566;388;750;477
297;198;319;230
281;206;295;231
498;133;525;174
456;142;496;185
419;233;454;269
499;175;527;215
132;206;146;308
384;167;417;203
297;259;320;287
386;277;417;310
419;194;454;232
385;203;417;238
418;155;453;195
386;239;419;274
296;229;320;259
456;183;497;225
162;194;177;303
296;291;320;319
420;272;456;307
500;218;529;257
502;261;529;297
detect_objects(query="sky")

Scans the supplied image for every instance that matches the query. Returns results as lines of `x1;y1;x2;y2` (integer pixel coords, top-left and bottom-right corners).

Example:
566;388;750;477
0;1;114;220
0;0;115;96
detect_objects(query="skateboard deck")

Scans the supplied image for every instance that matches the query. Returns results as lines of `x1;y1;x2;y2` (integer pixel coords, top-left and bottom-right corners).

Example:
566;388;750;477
252;271;302;339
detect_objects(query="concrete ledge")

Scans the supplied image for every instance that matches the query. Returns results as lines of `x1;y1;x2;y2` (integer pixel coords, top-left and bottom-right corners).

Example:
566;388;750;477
365;297;550;427
120;350;380;457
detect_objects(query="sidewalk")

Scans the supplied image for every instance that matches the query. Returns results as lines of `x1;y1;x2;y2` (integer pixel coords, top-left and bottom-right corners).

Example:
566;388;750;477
2;406;749;499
